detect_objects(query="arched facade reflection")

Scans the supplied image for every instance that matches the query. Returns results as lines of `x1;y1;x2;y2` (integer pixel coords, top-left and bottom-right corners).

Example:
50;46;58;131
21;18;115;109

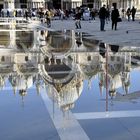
16;31;34;50
0;29;34;50
39;30;75;58
0;29;140;111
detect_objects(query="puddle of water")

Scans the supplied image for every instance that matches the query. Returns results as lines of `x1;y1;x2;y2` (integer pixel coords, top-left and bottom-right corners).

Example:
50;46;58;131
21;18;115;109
0;30;34;49
1;29;140;139
0;30;140;111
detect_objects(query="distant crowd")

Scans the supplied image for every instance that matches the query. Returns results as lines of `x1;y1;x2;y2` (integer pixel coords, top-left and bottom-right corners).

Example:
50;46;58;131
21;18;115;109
0;5;137;30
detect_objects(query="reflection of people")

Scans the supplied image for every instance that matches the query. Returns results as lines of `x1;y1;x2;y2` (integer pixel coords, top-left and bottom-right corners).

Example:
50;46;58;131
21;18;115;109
39;30;46;47
131;6;136;21
76;39;82;47
75;32;82;47
47;76;83;111
111;5;119;30
99;5;106;31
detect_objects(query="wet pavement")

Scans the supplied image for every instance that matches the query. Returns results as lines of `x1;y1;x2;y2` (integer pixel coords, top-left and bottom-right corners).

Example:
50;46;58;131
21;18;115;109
48;18;140;47
0;22;140;140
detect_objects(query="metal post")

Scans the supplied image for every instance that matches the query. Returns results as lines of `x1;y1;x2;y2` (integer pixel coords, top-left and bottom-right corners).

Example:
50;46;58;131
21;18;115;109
105;44;108;112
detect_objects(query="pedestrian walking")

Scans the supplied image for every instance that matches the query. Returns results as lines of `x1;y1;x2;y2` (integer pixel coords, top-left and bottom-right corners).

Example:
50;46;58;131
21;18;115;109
90;9;96;20
60;9;65;21
126;8;131;21
131;6;136;21
99;5;107;31
75;9;82;29
111;5;120;30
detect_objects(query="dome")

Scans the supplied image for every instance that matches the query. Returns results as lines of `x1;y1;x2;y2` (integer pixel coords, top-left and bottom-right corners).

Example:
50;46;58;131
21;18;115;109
47;75;83;111
39;56;77;85
99;73;122;90
80;64;99;79
45;63;72;80
108;63;122;76
79;54;100;79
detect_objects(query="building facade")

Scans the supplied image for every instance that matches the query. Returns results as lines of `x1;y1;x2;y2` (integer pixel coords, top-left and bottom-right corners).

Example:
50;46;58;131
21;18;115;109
0;0;140;11
0;0;82;10
0;0;45;9
83;0;140;10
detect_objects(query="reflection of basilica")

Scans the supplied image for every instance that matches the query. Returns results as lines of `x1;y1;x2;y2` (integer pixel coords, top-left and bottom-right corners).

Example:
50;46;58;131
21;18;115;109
0;29;140;110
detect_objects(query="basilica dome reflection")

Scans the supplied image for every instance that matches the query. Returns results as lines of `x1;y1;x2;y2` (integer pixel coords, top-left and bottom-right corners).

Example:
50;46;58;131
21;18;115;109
78;53;100;80
47;72;83;111
0;29;140;111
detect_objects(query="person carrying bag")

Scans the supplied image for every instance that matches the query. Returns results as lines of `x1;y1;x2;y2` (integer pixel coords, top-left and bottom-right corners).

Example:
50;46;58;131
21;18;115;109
111;5;120;30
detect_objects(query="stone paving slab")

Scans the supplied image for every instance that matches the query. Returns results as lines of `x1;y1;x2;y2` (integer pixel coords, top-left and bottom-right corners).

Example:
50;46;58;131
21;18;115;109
79;118;140;140
0;89;60;140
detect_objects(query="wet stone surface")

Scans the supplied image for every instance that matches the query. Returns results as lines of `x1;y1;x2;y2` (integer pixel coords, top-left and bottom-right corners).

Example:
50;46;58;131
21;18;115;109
0;26;140;140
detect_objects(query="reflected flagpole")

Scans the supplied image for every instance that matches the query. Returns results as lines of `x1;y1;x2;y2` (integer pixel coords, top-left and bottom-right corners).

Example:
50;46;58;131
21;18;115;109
105;44;108;112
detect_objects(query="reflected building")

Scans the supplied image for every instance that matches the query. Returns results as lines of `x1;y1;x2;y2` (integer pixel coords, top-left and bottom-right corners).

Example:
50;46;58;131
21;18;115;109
40;30;75;58
98;44;131;98
0;29;140;110
46;71;83;111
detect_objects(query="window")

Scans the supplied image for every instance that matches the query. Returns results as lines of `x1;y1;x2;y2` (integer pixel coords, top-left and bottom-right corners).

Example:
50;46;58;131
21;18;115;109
1;56;5;62
87;56;91;61
25;56;28;61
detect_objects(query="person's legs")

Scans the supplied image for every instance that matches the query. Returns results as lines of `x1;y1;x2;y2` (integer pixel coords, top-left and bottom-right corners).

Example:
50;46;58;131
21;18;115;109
112;21;114;30
132;14;135;21
115;21;117;30
102;19;105;30
75;20;79;28
128;15;130;21
100;19;105;31
100;19;102;30
78;20;81;28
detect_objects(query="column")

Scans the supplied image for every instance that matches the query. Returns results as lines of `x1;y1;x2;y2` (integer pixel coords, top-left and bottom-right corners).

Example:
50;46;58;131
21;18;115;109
4;0;15;9
9;30;16;48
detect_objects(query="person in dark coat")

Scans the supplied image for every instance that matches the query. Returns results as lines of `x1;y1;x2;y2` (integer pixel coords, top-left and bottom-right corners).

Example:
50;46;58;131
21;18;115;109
111;5;119;30
131;6;136;21
99;5;107;31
